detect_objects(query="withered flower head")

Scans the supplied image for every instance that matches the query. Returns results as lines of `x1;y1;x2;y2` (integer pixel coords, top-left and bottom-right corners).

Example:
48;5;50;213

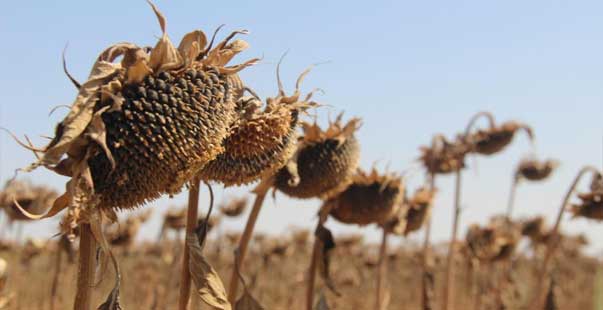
198;65;316;186
520;216;547;240
571;172;603;220
465;222;519;263
468;121;533;156
275;113;361;200
403;187;437;236
218;196;248;217
15;3;259;237
516;158;558;181
0;181;57;222
327;168;404;226
419;135;468;175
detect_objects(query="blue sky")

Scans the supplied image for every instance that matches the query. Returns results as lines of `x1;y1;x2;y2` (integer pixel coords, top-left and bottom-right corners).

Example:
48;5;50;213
0;1;602;250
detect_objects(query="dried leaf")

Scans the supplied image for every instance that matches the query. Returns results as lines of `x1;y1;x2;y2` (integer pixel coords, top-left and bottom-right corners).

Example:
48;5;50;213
178;30;207;65
235;290;264;310
316;225;340;296
187;233;231;310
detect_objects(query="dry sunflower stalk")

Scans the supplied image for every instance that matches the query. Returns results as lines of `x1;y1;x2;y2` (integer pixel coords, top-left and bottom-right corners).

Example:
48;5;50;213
275;113;361;200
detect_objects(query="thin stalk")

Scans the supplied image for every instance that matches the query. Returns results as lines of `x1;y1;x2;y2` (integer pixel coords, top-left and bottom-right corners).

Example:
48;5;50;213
228;176;273;304
177;176;201;310
50;243;63;310
443;169;462;310
73;224;96;310
305;205;332;310
528;166;600;308
421;172;436;310
306;231;321;310
376;229;389;310
506;174;519;218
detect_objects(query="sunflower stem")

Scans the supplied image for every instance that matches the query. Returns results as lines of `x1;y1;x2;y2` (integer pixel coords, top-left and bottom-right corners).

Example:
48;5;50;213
506;174;519;218
73;224;96;310
528;166;600;308
228;176;272;304
376;229;389;310
177;176;201;310
421;172;436;310
443;169;462;310
50;242;63;310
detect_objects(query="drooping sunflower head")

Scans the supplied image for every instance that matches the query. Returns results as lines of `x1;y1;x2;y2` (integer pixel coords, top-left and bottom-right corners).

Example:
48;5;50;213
198;64;317;186
403;187;436;236
326;168;404;226
516;158;558;181
419;135;468;175
275;113;361;200
468;121;534;156
15;3;258;236
0;181;57;222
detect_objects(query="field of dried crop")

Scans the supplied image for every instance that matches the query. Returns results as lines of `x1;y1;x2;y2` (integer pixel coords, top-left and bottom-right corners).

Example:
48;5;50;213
0;232;599;310
1;2;602;310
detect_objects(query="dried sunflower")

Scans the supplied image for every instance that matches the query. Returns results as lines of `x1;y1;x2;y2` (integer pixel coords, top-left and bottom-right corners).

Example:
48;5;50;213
403;187;436;236
327;168;404;226
198;65;316;186
275;113;361;199
516;159;558;181
465;222;519;263
419;135;468;175
16;3;258;237
0;181;57;222
219;196;248;217
468;121;533;156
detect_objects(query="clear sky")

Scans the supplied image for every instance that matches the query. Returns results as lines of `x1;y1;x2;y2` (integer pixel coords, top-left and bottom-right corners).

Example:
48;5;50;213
0;1;602;250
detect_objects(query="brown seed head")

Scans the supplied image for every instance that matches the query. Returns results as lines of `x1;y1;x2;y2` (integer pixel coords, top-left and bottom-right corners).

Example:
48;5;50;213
419;135;468;175
16;4;258;235
516;158;558;181
275;113;361;199
327;168;404;226
219;196;248;217
403;187;437;236
468;121;533;156
198;66;315;186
